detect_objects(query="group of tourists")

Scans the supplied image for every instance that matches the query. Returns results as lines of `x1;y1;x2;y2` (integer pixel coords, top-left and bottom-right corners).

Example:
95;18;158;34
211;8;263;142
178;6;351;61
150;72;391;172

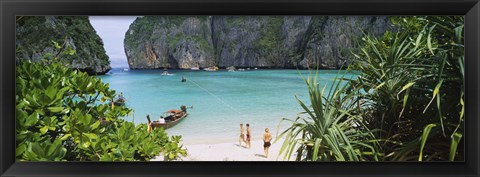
239;123;273;158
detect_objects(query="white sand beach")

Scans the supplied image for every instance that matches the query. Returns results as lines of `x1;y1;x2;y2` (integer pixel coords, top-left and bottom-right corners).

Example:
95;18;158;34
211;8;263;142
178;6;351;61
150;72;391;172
151;138;295;161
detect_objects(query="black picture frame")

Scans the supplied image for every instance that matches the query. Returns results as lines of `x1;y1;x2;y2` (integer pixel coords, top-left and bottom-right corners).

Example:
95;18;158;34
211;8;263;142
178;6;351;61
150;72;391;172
1;0;479;176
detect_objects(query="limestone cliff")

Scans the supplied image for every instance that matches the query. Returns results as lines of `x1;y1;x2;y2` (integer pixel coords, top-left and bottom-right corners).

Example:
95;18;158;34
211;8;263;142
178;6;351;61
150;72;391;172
124;16;390;69
16;16;111;74
124;16;214;69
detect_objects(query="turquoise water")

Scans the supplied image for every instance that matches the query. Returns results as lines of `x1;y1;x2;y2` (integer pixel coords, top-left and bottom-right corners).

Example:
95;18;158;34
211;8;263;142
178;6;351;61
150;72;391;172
98;69;356;144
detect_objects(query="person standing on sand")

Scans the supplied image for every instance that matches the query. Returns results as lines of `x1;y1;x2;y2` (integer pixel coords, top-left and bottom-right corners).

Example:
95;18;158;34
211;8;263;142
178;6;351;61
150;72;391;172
246;123;251;148
239;123;246;146
263;128;272;158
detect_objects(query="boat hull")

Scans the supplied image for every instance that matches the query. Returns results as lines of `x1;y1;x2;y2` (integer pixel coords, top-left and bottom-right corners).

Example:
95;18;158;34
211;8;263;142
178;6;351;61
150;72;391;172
151;113;189;129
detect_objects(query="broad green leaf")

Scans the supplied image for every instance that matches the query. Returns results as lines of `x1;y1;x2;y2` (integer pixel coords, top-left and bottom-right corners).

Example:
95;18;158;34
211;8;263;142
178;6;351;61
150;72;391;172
25;112;39;127
449;133;463;161
47;139;62;156
40;126;49;135
84;133;98;140
424;79;443;113
397;82;415;99
60;134;71;141
90;121;101;130
47;107;65;113
413;26;426;51
30;142;45;157
433;80;443;98
419;124;437;161
82;141;91;149
427;25;436;55
454;25;463;43
16;109;27;127
52;40;61;49
45;86;57;100
16;143;27;157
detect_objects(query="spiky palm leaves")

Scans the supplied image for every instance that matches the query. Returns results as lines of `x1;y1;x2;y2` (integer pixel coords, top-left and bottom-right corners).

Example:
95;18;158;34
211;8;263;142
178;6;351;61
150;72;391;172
278;16;464;162
277;74;380;161
350;16;464;161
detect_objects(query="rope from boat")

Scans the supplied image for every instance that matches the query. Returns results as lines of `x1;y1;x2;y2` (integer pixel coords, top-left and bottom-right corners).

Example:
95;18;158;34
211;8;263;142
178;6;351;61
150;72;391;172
186;77;247;118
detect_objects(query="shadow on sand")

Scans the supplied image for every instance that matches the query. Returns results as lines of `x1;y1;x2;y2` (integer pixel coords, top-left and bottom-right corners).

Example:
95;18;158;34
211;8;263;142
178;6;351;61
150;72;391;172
234;144;247;149
254;154;267;158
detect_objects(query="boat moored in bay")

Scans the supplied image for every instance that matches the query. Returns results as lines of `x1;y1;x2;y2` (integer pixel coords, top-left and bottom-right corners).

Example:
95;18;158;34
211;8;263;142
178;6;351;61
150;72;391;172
147;105;190;131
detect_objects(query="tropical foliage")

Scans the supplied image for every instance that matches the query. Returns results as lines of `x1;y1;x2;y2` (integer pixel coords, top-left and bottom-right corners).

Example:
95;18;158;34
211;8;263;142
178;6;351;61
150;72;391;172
278;16;464;161
277;73;381;161
16;44;187;161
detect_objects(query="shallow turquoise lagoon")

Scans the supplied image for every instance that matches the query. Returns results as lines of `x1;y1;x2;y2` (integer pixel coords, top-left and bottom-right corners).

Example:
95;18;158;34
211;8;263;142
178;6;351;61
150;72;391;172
98;69;356;144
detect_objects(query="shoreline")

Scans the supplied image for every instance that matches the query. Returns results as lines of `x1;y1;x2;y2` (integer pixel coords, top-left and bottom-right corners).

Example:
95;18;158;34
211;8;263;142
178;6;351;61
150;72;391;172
111;67;345;71
151;138;295;161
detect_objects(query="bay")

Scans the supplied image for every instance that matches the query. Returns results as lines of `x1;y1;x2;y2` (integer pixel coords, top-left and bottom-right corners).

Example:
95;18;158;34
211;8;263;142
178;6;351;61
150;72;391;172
98;69;356;144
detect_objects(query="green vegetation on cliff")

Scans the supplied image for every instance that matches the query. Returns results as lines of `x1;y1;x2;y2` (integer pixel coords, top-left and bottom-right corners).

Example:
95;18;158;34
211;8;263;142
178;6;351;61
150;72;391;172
16;16;110;74
254;17;284;52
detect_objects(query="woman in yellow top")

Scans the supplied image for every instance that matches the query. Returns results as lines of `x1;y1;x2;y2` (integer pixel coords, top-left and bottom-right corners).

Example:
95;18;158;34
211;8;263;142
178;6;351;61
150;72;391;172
239;123;245;146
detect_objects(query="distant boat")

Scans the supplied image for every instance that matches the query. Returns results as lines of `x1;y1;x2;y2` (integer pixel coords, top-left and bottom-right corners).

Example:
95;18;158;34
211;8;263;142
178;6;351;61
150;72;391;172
204;66;219;71
226;66;236;72
111;94;126;106
191;67;200;70
254;67;258;70
238;68;246;71
161;71;175;76
123;68;129;72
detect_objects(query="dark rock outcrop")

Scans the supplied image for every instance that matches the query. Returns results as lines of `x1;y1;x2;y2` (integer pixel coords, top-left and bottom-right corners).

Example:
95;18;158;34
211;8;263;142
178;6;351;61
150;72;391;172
16;16;111;74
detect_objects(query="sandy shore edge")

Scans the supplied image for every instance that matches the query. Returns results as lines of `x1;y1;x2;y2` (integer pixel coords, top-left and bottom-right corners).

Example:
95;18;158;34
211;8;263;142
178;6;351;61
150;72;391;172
151;138;295;161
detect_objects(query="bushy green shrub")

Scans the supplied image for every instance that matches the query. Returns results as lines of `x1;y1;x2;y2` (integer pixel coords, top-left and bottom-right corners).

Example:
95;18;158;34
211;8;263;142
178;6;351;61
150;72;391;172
16;44;187;161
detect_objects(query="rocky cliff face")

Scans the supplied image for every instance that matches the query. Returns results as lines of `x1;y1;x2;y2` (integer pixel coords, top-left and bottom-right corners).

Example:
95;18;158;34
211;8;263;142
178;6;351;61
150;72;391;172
124;16;215;69
301;16;390;69
124;16;390;69
16;16;111;74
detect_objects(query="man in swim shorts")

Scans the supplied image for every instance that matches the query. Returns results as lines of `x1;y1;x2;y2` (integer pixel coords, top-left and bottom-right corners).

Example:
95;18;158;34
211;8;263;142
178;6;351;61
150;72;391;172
263;128;272;158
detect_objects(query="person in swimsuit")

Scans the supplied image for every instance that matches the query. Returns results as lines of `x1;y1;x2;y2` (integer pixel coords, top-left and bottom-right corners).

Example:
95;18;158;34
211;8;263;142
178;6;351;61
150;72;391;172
263;128;272;158
239;123;245;146
246;123;251;149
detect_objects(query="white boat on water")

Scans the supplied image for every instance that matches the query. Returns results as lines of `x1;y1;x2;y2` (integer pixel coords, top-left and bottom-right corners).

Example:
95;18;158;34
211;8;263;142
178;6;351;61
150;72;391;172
161;71;175;76
204;66;219;71
226;66;236;72
123;68;129;72
191;67;200;70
